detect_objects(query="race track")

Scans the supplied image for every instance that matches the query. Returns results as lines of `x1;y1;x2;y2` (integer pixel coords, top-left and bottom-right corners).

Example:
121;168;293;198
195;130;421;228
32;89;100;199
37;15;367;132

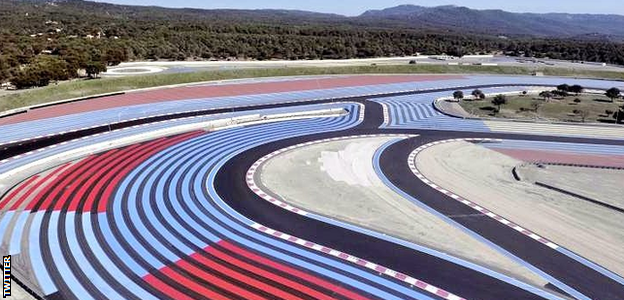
1;74;623;300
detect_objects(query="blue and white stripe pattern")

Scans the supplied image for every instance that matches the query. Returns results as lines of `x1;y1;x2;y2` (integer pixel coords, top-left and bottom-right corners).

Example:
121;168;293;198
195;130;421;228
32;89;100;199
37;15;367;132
1;75;623;144
23;104;444;300
0;102;355;170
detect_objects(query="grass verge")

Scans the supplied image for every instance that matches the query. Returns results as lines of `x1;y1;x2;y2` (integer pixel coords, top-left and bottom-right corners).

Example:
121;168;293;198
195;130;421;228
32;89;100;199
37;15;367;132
1;64;624;113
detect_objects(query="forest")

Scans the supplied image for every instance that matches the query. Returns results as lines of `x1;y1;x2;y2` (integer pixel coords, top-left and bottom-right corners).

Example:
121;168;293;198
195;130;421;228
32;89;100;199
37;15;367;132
1;0;624;89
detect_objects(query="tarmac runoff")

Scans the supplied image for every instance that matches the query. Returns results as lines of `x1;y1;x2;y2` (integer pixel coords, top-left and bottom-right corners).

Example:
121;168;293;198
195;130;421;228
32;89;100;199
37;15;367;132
414;140;624;279
256;136;553;293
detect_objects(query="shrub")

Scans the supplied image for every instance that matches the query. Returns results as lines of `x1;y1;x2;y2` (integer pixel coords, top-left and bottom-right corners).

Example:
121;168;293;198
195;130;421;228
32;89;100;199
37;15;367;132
491;94;507;112
570;84;584;95
557;84;570;92
606;87;621;101
453;90;464;100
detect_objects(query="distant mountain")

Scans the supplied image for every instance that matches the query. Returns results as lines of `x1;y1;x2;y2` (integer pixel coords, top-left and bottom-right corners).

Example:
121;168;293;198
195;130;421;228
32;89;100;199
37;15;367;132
359;5;624;38
13;0;348;24
11;1;624;39
360;4;431;18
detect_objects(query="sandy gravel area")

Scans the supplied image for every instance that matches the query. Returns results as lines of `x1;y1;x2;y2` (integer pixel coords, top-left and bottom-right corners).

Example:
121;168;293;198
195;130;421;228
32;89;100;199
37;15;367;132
519;165;624;211
7;283;35;300
436;100;474;118
484;120;624;140
416;141;624;277
260;136;549;289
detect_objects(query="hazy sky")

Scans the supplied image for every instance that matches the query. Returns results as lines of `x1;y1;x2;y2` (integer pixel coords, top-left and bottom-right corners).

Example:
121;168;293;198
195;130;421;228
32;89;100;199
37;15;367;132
92;0;624;16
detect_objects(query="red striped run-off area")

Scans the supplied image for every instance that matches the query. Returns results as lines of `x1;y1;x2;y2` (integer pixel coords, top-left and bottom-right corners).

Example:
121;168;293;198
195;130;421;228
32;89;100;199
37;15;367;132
143;240;372;300
0;131;203;213
492;148;624;168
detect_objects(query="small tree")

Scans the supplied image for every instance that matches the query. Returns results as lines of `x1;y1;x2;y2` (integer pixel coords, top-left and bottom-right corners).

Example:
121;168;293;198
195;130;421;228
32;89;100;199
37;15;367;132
471;89;484;100
85;61;107;79
522;91;528;96
569;84;584;95
453;90;464;101
577;110;590;122
552;89;568;98
539;91;553;101
606;87;621;102
491;94;507;112
614;105;624;124
573;98;581;103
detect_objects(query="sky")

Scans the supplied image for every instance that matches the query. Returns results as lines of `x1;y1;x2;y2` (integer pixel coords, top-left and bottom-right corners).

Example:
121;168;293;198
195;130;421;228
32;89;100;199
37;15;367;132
92;0;624;16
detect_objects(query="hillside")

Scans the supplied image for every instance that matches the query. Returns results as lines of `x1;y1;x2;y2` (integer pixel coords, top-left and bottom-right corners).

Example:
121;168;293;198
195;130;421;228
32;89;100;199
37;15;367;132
360;5;624;38
12;1;624;38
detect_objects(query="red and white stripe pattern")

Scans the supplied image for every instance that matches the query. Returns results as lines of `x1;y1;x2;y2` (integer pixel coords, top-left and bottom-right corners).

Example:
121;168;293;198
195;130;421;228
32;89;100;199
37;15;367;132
251;223;466;300
247;134;466;300
407;138;559;250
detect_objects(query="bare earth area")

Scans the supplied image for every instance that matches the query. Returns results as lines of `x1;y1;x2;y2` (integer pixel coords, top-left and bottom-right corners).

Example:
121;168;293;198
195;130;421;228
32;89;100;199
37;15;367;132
416;141;624;278
259;136;549;289
518;164;624;211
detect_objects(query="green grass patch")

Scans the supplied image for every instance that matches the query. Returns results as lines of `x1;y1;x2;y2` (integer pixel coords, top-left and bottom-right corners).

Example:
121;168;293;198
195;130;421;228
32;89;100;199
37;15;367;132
460;93;624;123
1;64;624;113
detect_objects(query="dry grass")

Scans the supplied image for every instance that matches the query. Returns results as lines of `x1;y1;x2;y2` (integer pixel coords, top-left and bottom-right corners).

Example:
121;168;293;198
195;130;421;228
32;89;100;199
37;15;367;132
460;93;623;123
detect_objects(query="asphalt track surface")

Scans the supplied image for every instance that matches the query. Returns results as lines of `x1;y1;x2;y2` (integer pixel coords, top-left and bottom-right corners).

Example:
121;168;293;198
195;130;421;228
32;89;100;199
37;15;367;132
1;75;624;300
0;83;550;161
217;100;624;300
